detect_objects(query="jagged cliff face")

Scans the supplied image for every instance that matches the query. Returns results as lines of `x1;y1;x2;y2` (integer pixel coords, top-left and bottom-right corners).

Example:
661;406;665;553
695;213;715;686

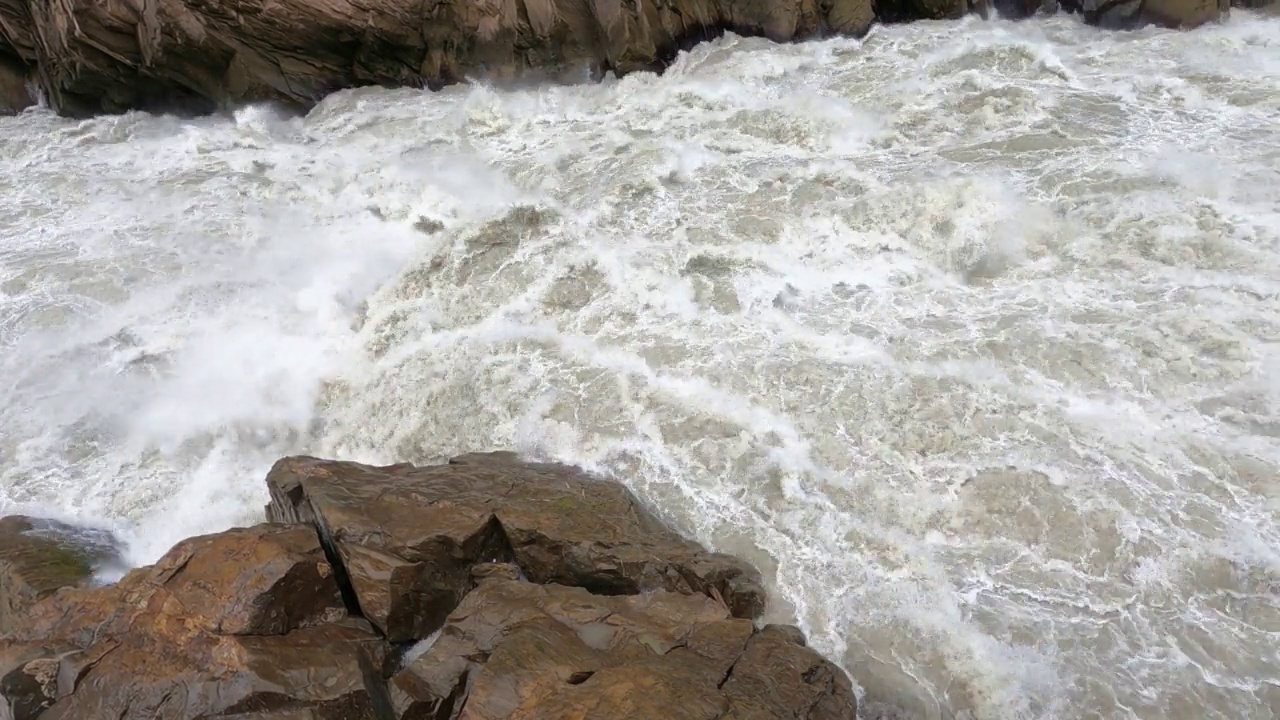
0;0;887;117
0;0;1269;116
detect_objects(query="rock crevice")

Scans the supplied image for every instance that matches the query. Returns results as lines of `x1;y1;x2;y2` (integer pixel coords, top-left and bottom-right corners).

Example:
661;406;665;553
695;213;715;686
1;452;857;720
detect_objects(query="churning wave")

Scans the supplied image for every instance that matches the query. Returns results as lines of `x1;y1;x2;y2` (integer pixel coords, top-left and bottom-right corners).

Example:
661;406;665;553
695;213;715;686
2;12;1279;720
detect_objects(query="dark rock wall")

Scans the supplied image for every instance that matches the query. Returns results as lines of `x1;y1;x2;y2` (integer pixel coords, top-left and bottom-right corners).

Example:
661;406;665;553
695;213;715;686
1;0;1264;118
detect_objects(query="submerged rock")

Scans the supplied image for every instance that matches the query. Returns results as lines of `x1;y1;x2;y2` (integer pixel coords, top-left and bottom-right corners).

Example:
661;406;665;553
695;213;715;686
0;516;123;635
1;453;855;719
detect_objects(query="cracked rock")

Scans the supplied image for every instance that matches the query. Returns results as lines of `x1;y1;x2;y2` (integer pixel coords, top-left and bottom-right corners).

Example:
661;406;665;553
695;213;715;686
29;619;388;720
265;452;768;644
1;525;372;720
2;453;855;720
14;524;346;648
389;576;855;720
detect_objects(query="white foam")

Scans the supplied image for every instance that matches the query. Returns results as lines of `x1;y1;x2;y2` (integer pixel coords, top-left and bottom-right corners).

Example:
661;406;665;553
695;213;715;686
3;12;1280;720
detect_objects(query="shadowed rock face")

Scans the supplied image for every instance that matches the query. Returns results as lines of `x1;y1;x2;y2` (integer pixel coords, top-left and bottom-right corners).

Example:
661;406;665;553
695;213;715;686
1;453;856;719
1;524;374;720
390;568;856;720
0;0;1260;117
0;52;31;114
0;0;881;118
0;516;123;635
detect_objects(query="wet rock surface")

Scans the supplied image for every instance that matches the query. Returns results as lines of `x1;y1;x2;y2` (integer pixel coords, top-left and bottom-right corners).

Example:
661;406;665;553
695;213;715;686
265;452;767;642
1;453;856;719
390;568;855;720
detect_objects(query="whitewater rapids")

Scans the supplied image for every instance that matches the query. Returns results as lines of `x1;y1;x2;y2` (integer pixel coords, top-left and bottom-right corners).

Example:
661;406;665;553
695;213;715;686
2;12;1278;720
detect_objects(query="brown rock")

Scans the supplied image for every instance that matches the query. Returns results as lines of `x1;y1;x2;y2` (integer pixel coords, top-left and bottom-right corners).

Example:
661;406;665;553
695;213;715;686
0;516;122;635
1;524;385;720
874;0;975;21
16;523;346;649
389;576;856;720
720;625;857;720
215;711;326;720
148;523;347;636
35;619;388;720
265;452;767;643
988;0;1052;17
824;0;877;34
0;53;32;115
0;0;889;119
2;455;858;720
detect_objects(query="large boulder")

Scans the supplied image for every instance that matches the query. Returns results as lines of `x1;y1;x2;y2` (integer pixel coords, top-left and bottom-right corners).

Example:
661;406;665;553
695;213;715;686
0;516;123;635
0;0;880;119
16;524;346;647
389;567;856;720
0;524;381;720
266;452;768;643
2;453;858;720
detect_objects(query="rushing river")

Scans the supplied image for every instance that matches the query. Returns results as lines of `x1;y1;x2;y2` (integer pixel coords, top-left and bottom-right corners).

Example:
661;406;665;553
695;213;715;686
2;12;1278;720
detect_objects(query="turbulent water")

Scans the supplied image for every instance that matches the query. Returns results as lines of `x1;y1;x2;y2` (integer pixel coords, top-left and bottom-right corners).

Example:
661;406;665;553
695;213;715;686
2;12;1279;720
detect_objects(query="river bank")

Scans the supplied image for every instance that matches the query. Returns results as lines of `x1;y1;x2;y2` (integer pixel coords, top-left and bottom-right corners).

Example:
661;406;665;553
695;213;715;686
0;0;1269;117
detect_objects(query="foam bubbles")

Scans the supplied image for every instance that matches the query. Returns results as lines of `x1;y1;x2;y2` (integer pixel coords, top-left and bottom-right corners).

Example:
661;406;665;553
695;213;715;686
3;11;1280;720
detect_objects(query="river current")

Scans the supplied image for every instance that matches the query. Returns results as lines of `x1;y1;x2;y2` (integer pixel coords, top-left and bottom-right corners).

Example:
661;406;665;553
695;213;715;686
2;12;1279;720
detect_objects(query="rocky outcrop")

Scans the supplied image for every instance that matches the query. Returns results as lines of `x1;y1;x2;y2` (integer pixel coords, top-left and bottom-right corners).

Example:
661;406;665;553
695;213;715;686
0;452;857;720
0;0;884;118
265;452;766;643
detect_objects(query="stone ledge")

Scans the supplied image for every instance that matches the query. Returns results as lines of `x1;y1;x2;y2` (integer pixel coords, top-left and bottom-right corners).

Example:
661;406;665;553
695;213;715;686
0;452;857;720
